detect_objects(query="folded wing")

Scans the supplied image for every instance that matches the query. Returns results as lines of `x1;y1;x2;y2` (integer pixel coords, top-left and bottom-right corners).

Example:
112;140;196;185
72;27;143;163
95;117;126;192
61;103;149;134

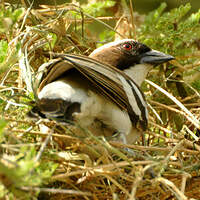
35;54;148;130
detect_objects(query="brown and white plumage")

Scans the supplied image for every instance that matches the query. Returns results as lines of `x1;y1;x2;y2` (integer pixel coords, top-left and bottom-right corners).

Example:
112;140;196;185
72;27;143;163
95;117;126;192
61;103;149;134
29;39;174;144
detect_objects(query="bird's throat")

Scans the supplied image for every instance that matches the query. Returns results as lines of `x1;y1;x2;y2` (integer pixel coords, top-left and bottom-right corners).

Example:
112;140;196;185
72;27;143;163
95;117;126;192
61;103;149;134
124;64;153;86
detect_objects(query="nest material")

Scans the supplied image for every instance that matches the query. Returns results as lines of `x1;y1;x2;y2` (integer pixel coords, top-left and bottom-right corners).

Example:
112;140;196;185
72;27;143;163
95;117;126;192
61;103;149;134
1;3;200;200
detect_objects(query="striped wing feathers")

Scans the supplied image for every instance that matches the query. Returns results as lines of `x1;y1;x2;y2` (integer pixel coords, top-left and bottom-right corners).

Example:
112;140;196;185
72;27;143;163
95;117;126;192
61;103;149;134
36;54;148;130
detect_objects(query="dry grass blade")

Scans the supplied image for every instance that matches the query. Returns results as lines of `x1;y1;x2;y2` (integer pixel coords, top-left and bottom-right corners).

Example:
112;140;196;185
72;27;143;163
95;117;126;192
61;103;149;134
1;2;200;200
146;79;200;129
155;177;188;200
20;186;92;196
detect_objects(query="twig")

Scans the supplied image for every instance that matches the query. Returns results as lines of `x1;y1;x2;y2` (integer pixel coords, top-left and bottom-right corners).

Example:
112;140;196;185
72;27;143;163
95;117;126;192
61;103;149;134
52;160;181;181
149;122;200;152
25;119;43;132
128;167;143;200
146;80;200;129
20;186;92;196
104;174;130;197
155;177;188;200
177;51;200;59
149;100;191;116
34;128;53;162
10;128;77;140
146;130;180;143
182;125;199;142
110;141;199;155
147;102;163;124
149;121;181;138
150;100;200;109
159;140;185;176
83;12;125;39
0;143;41;148
129;0;137;40
181;173;191;194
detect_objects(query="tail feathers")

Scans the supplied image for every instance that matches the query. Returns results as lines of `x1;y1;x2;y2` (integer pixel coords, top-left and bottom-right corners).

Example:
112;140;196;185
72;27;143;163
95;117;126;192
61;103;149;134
27;100;81;124
27;106;47;119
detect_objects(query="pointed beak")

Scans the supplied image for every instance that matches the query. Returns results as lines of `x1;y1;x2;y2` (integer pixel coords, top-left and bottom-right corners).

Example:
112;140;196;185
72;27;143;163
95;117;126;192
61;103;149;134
140;50;174;65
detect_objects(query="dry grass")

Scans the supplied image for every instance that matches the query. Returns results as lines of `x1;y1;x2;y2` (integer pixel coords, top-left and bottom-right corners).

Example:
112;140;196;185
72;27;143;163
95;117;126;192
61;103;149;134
1;2;200;200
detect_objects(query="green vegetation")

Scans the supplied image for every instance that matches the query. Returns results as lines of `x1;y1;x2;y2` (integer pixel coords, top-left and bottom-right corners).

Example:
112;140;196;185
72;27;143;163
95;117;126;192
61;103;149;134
0;1;199;199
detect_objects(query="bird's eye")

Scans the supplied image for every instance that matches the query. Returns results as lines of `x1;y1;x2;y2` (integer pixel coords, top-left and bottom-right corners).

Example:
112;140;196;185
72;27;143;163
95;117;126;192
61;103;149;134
122;43;132;51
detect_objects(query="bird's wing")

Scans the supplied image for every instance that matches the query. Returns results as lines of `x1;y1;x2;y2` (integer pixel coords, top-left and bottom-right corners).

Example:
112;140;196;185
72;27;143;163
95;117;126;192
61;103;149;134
36;54;148;130
36;58;73;93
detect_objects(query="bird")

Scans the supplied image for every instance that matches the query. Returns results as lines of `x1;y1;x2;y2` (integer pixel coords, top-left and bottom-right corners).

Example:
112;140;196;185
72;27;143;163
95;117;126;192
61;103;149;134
28;39;174;144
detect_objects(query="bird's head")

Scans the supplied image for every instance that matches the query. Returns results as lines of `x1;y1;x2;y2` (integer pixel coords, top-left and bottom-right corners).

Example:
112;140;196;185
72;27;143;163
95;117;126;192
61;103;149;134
90;39;174;86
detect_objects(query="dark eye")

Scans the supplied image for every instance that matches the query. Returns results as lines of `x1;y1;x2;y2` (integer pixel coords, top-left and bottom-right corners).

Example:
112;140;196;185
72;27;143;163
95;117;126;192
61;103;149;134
122;43;132;51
